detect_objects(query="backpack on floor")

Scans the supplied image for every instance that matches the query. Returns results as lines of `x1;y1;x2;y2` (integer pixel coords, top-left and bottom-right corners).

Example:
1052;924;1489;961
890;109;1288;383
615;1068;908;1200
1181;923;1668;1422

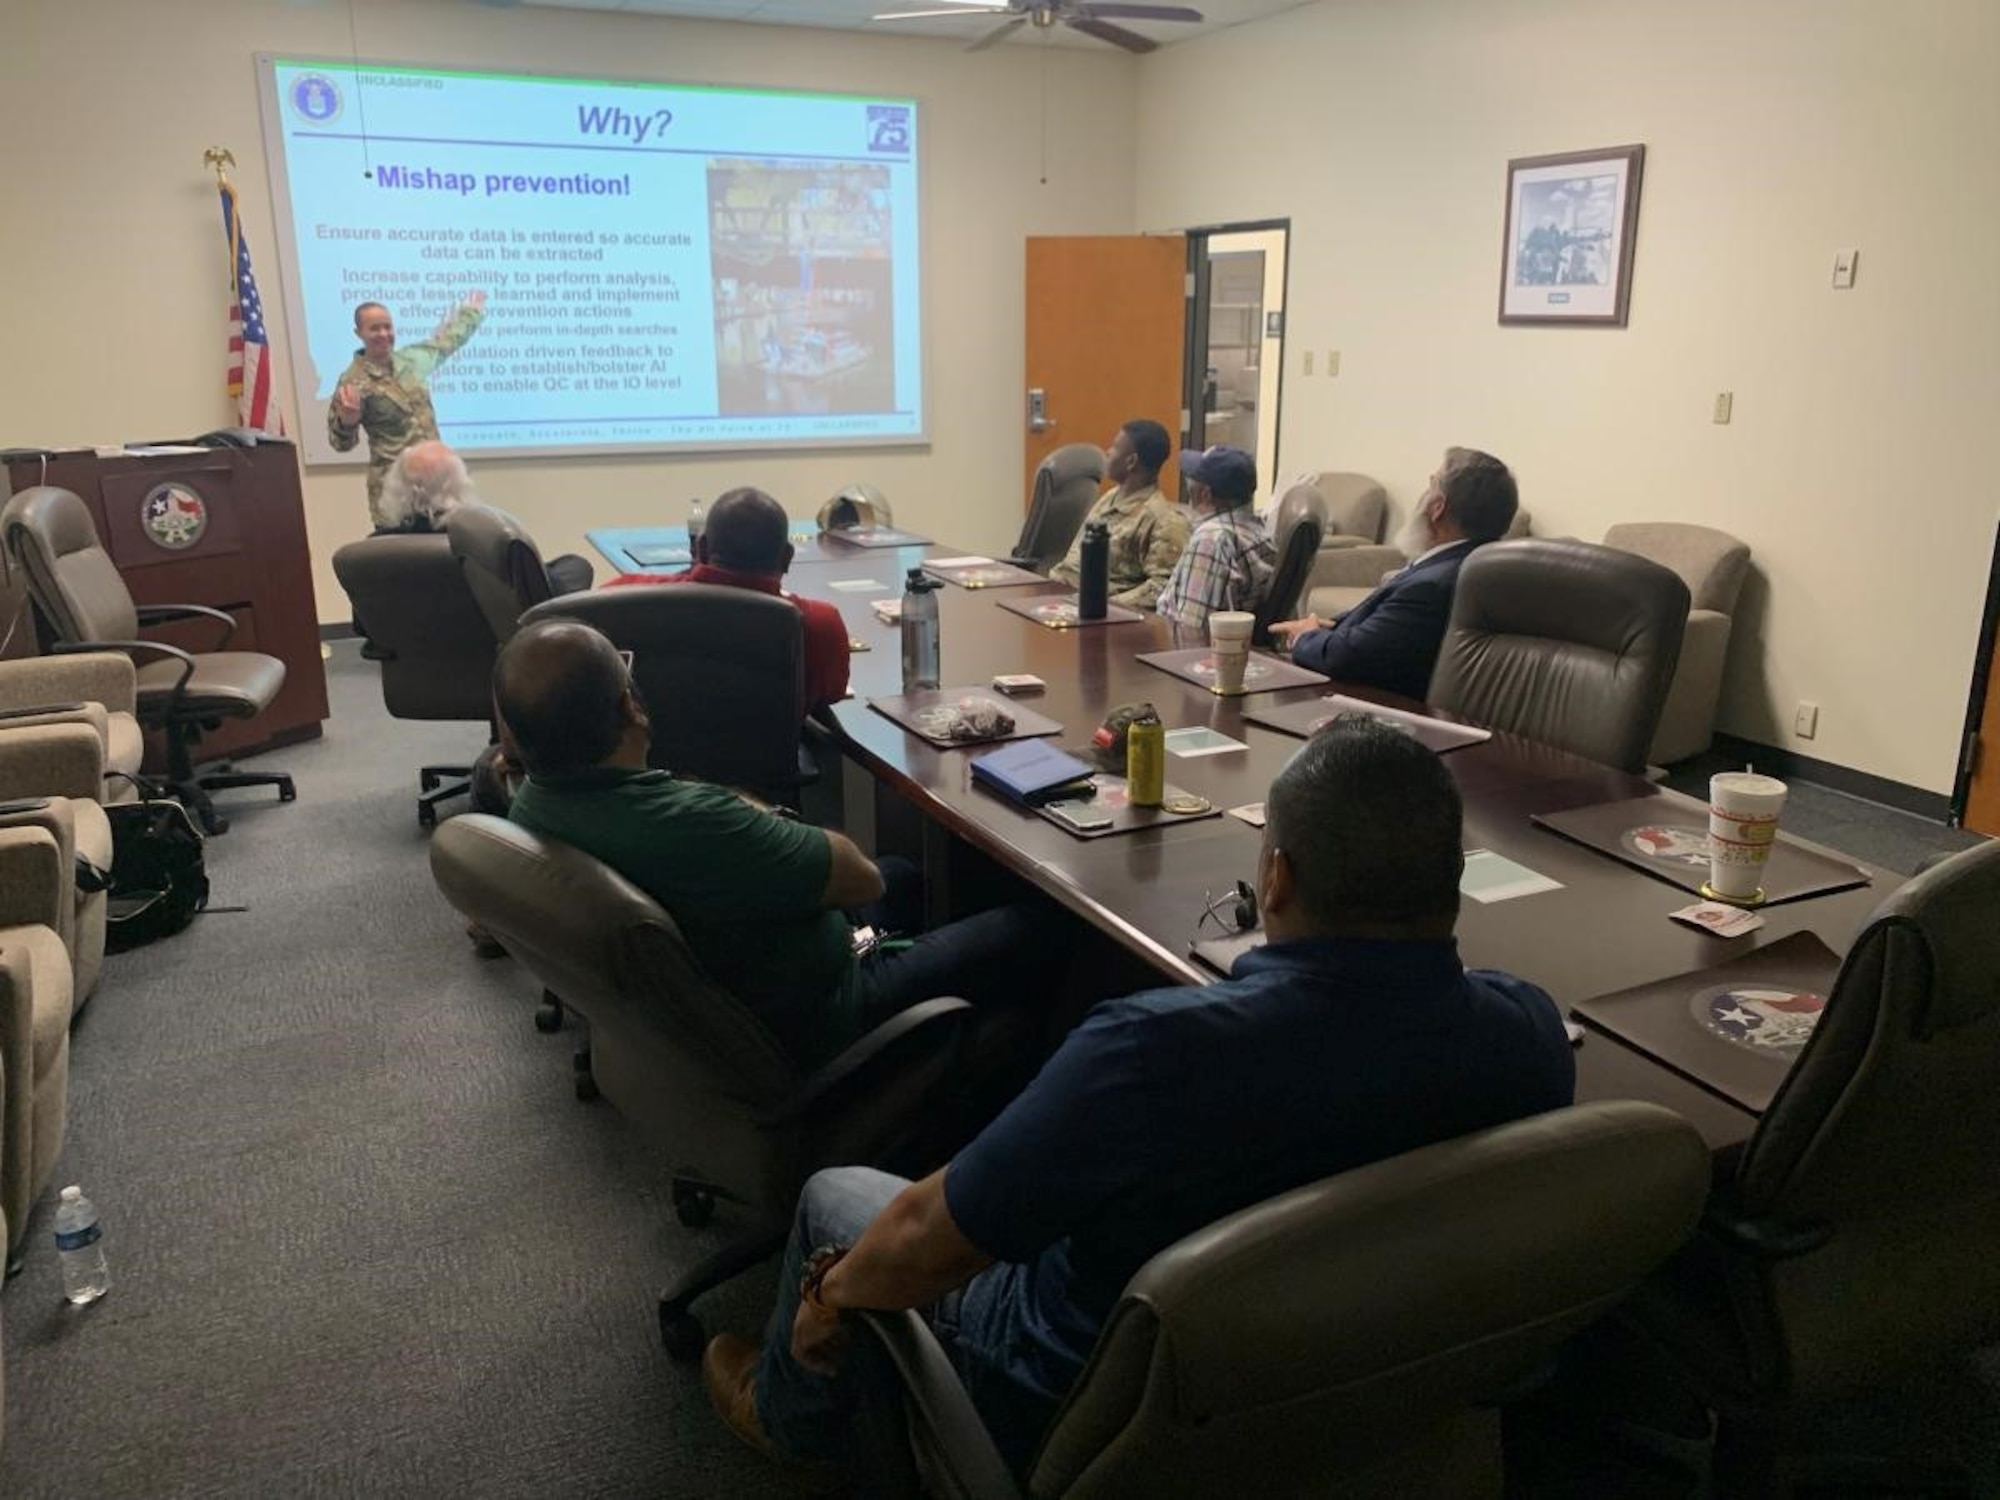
76;789;210;951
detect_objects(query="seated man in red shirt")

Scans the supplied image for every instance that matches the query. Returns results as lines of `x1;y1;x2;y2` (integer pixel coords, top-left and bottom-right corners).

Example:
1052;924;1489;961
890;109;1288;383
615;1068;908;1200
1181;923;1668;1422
608;486;849;716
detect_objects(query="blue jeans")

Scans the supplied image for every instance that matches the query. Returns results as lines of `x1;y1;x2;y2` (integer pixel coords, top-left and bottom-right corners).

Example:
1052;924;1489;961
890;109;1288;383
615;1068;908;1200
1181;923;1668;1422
753;1168;1056;1477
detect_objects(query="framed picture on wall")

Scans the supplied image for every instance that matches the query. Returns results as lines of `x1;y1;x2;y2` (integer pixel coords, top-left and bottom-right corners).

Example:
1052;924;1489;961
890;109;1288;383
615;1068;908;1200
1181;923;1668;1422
1499;144;1645;326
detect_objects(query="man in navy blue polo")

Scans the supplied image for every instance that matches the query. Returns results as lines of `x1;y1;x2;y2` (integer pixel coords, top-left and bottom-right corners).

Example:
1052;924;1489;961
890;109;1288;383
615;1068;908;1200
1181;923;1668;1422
704;716;1576;1479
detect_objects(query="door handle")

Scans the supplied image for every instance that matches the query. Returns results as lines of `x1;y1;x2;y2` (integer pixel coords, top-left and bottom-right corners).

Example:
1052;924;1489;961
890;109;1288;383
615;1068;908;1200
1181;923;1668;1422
1027;388;1057;433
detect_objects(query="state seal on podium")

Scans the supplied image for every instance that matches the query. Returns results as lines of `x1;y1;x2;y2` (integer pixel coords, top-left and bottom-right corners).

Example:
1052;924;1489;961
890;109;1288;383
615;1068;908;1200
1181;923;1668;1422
142;484;208;551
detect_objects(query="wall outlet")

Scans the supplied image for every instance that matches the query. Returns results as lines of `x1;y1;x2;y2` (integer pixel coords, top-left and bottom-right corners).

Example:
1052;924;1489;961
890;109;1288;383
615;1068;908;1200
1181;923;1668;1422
1326;349;1340;377
1794;701;1819;740
1302;350;1314;376
1713;391;1734;425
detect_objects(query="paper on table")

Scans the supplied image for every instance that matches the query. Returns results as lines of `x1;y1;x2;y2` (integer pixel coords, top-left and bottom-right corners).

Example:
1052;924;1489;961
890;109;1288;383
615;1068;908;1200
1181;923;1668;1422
1226;802;1267;828
828;578;889;593
926;555;994;568
1165;726;1247;757
870;598;903;623
1461;849;1563;904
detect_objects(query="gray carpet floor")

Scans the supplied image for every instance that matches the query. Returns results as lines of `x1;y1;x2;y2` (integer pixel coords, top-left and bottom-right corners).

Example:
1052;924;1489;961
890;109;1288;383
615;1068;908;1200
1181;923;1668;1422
0;643;1986;1495
0;643;812;1498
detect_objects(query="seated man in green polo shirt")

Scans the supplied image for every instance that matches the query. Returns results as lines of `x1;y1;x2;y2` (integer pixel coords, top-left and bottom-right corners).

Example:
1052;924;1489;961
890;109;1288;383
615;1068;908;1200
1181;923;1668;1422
493;619;1062;1072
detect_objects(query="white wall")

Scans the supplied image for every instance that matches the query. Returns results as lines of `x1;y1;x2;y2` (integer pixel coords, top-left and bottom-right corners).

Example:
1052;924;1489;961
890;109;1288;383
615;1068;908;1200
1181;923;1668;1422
0;0;1137;627
1135;0;2000;795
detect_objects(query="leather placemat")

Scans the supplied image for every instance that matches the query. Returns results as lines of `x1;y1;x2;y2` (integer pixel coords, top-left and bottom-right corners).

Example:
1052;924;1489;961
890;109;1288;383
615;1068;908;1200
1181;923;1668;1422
1135;647;1329;697
1244;694;1492;754
1572;931;1843;1114
818;525;934;550
867;688;1064;748
922;559;1049;590
1533;794;1873;906
996;595;1145;629
1028;773;1224;839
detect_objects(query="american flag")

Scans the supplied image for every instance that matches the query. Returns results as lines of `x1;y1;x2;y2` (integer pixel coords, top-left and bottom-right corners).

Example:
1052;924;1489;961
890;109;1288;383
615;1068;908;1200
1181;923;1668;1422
219;179;286;436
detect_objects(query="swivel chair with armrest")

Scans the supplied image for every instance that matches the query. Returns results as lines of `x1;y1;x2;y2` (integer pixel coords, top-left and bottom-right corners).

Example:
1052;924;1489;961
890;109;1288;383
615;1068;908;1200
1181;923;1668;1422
1427;539;1689;776
1624;840;2000;1497
819;483;893;532
1250;483;1328;646
522;582;810;809
1602;521;1750;765
0;652;142;799
1302;471;1387;548
1;487;292;834
428;814;971;1358
1011;444;1103;573
446;504;561;648
332;532;499;828
854;1100;1708;1499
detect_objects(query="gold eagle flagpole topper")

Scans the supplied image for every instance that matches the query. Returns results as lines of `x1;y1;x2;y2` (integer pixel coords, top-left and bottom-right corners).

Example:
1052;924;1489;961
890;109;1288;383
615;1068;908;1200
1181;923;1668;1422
202;146;236;186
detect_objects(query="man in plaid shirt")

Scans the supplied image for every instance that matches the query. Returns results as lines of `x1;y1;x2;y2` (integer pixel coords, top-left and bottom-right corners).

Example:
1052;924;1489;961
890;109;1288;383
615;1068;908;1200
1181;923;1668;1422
1049;419;1191;611
1157;446;1276;632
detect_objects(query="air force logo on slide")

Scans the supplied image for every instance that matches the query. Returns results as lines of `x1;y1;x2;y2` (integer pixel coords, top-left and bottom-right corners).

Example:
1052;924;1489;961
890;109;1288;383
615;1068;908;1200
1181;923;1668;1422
142;484;208;551
867;105;911;154
289;73;343;126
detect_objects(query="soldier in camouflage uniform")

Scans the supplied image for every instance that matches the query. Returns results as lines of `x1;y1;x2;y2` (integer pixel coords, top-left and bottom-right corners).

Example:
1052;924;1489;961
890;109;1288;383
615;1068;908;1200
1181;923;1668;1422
1048;418;1192;611
327;292;487;528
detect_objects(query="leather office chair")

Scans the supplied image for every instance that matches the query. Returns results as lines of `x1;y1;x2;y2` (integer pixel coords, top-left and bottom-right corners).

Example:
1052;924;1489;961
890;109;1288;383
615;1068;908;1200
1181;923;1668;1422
1624;840;2000;1497
332;533;498;828
1;487;293;834
1427;539;1689;775
0;796;106;1011
447;503;563;648
522;582;809;807
819;483;893;531
854;1100;1708;1500
1305;471;1388;547
1011;444;1104;573
427;814;971;1358
1251;482;1328;646
1602;522;1751;765
0;840;73;1270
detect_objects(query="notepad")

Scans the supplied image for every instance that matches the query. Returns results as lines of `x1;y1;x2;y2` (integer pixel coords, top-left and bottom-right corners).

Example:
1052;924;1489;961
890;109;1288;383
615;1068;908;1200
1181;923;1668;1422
970;740;1097;805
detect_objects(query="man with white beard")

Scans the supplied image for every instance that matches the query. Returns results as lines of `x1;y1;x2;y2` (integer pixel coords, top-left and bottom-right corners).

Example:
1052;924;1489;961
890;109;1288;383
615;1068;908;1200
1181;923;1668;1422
1269;448;1518;701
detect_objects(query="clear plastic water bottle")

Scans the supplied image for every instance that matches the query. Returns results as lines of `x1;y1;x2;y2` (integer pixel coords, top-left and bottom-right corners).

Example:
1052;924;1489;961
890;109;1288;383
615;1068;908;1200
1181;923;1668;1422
900;568;941;692
55;1185;109;1306
687;497;706;544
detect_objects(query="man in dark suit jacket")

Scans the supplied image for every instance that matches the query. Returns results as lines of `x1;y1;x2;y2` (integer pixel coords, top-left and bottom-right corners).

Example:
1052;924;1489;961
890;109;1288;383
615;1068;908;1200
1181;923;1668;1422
1271;448;1518;701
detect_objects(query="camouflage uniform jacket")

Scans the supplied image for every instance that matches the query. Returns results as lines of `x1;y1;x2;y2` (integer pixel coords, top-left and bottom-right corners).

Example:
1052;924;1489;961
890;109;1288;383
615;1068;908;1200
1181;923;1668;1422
327;298;485;526
1047;484;1193;611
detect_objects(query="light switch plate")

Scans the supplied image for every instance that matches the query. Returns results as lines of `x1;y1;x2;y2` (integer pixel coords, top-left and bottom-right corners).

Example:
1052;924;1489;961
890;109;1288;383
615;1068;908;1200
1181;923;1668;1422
1832;249;1858;290
1302;350;1314;376
1713;391;1734;425
1326;350;1341;377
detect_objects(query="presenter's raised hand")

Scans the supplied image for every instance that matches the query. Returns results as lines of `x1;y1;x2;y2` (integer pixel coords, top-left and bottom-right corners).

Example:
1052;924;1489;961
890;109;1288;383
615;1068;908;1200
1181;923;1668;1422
333;383;362;427
467;290;488;311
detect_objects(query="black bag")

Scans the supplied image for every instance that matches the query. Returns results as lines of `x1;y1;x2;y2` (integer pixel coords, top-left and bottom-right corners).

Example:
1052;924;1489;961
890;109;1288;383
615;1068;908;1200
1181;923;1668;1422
76;792;211;951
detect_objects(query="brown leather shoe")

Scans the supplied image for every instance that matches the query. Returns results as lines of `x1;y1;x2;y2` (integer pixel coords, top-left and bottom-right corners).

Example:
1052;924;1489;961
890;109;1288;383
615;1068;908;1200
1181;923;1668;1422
702;1335;845;1486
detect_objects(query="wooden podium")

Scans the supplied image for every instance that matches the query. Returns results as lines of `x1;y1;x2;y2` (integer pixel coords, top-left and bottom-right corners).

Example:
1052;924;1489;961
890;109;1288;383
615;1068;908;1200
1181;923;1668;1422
4;441;330;762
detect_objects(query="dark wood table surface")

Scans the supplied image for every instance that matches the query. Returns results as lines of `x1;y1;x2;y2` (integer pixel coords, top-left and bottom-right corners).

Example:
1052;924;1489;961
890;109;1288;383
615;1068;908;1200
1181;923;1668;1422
784;548;1890;1148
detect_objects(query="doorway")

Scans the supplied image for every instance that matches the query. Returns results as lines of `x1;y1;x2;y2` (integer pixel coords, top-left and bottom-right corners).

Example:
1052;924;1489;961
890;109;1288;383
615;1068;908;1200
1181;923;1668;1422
1954;519;2000;834
1183;221;1289;497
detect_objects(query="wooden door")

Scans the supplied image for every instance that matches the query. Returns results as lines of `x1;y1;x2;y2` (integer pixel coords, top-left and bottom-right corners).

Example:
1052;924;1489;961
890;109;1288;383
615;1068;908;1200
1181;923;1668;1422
1965;626;2000;835
1024;236;1187;508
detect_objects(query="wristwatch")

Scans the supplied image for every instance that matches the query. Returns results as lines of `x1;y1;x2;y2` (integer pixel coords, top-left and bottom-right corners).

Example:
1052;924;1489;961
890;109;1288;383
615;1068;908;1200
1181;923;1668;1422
800;1243;850;1313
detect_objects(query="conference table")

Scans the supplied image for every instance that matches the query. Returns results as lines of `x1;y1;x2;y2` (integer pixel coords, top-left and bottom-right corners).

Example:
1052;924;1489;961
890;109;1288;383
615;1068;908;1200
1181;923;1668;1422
591;527;1892;1151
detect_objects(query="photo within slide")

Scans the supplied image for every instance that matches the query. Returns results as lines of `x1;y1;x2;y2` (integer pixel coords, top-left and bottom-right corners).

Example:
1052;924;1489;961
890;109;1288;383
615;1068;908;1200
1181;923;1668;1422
708;160;895;419
257;58;923;463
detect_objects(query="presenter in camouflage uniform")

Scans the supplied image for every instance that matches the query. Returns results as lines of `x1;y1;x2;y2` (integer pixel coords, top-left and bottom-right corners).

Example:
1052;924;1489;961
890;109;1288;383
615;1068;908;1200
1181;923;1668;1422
327;291;487;527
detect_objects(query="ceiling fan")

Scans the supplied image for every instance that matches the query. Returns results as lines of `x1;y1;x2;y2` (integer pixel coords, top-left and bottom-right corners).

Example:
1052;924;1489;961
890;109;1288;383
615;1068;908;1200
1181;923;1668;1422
871;1;1205;55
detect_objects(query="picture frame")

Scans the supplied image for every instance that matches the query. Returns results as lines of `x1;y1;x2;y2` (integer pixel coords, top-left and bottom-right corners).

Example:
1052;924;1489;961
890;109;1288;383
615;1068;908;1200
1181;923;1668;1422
1499;144;1645;326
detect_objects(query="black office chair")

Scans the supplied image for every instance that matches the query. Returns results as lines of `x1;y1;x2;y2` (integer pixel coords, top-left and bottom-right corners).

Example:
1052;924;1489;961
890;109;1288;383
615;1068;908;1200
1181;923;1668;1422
1251;482;1328;646
331;533;497;828
1;486;293;834
1426;539;1689;775
448;504;558;646
1011;444;1104;573
819;484;893;531
427;814;971;1359
1623;840;2000;1497
521;582;810;808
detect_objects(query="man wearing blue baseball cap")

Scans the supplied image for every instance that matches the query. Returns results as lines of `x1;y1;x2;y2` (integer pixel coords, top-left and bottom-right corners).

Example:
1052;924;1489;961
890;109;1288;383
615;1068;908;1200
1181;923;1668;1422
1157;445;1277;632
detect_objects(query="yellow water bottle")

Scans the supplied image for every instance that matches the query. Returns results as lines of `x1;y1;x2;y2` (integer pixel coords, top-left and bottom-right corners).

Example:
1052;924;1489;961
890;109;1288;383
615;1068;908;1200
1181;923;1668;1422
1126;709;1165;807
